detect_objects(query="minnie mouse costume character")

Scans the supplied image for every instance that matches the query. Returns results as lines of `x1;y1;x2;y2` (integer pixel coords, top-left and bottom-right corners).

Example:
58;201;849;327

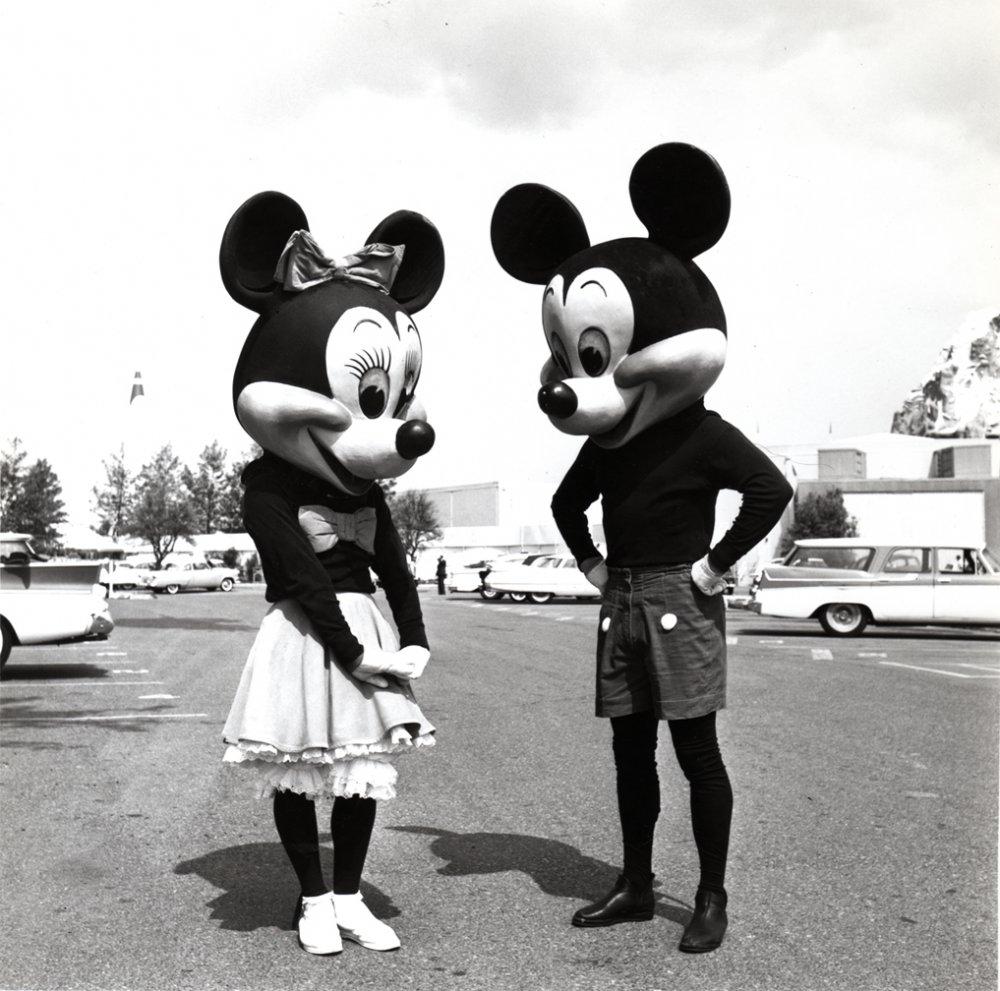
492;144;793;952
219;192;443;955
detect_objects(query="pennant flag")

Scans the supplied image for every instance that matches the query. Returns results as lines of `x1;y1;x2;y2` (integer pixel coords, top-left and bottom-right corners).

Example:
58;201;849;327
130;371;145;404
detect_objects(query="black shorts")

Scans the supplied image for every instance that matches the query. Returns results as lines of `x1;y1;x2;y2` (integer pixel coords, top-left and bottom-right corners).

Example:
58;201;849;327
596;565;727;720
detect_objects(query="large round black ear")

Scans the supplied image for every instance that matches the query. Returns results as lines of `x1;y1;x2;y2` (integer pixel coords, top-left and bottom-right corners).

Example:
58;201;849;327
491;184;590;285
220;191;308;313
629;144;730;258
366;211;444;314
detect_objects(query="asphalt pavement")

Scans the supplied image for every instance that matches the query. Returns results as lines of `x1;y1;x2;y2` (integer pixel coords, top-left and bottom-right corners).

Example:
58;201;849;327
1;586;996;991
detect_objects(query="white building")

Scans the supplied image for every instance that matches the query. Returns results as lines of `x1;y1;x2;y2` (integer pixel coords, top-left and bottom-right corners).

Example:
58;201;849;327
767;433;1000;550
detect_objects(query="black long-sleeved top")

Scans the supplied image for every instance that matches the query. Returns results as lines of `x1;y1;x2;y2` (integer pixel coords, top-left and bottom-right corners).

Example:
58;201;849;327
551;400;793;574
241;453;427;669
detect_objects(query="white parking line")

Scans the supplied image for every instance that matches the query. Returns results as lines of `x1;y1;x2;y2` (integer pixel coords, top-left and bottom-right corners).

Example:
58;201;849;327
758;638;785;645
557;616;575;622
522;610;539;617
956;662;1000;673
811;649;833;661
879;661;971;679
726;636;738;646
8;713;208;723
96;652;127;657
138;694;179;700
858;652;888;658
111;669;149;675
0;681;166;688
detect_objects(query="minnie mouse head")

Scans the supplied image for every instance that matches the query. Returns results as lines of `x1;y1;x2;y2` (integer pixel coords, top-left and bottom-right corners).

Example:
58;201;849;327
221;192;444;493
491;143;730;448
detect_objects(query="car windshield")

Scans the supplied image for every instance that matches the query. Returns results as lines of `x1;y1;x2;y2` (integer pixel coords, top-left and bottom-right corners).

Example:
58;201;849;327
981;547;1000;573
787;546;874;570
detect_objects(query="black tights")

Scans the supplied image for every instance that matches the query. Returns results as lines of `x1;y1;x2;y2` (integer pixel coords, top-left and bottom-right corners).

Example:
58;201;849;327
272;791;377;897
611;710;732;894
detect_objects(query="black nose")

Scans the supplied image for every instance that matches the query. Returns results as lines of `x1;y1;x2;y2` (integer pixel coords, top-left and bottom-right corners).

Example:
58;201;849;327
538;382;578;419
396;420;435;460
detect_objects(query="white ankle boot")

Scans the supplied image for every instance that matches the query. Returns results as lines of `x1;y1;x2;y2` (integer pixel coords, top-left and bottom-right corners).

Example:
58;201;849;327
333;892;400;951
295;893;343;955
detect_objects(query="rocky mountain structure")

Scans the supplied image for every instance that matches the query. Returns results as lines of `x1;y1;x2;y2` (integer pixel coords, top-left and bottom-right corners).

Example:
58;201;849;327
891;310;1000;438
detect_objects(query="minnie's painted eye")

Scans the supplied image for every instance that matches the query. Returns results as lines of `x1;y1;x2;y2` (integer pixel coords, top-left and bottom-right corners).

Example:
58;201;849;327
394;350;421;416
578;327;610;376
359;368;389;418
550;335;572;377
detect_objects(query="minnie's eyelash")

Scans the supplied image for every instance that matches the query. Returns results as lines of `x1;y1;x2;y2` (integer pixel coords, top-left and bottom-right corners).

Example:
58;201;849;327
345;347;392;380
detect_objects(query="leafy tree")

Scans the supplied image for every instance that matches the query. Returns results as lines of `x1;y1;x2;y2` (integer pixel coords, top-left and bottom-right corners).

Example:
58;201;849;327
129;445;196;568
0;438;27;528
392;489;443;570
1;439;66;552
183;441;228;533
782;487;858;552
91;445;132;537
217;443;263;533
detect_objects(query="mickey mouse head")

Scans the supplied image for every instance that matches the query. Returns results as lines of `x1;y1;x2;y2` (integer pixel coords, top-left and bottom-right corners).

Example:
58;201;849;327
491;143;730;448
220;192;444;493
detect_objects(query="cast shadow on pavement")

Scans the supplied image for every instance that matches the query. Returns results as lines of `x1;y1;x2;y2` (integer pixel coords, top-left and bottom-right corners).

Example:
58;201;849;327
174;839;400;932
115;616;259;633
390;826;691;926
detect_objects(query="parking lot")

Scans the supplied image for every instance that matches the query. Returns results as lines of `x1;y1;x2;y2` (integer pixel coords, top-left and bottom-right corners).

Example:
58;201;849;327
1;586;996;991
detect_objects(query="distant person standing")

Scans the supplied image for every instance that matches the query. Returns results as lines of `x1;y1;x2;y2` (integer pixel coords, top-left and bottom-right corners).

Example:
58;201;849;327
436;556;447;595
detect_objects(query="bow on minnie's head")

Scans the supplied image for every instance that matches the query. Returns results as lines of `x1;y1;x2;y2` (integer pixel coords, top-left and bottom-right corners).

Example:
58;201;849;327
274;229;405;294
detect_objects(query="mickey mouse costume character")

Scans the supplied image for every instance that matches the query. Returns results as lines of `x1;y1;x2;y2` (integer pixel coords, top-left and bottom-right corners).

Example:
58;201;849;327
219;192;443;955
491;144;793;952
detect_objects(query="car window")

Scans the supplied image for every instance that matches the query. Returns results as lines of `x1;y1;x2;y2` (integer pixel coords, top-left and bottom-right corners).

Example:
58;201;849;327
936;548;988;575
787;546;874;570
883;547;930;574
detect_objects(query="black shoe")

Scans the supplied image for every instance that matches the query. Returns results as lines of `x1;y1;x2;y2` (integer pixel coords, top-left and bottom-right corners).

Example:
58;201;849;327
572;874;655;928
678;888;728;953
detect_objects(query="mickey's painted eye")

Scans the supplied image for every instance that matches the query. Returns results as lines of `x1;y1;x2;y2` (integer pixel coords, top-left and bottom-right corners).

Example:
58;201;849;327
550;335;572;377
578;327;610;377
359;368;390;418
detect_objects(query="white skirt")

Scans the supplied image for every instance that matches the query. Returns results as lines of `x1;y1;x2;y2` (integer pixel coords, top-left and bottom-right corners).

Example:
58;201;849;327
222;593;435;801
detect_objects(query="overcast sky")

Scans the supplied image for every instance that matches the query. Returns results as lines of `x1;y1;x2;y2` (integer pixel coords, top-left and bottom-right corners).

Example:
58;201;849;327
2;0;996;525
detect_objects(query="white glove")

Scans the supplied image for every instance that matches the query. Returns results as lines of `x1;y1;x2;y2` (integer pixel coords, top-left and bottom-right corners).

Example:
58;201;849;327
582;556;609;593
691;555;728;596
353;644;430;684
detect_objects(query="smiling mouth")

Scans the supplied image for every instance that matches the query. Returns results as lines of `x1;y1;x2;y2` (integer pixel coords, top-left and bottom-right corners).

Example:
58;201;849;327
308;430;372;495
592;396;642;446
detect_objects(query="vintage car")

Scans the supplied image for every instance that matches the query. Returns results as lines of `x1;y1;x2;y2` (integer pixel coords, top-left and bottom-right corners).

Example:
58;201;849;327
144;559;240;594
0;533;114;668
749;538;1000;635
98;560;154;591
447;552;552;599
485;554;601;604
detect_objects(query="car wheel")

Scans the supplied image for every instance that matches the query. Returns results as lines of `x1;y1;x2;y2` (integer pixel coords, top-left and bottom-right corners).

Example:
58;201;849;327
0;618;13;669
479;587;504;601
528;592;553;604
219;578;235;592
818;603;868;636
508;592;528;603
164;583;181;595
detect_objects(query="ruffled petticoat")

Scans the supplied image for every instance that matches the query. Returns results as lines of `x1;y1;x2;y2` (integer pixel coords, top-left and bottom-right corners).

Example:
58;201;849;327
222;593;434;801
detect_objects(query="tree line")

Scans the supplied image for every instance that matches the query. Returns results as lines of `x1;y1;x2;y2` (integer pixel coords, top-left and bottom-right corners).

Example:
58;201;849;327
2;437;445;573
90;441;263;566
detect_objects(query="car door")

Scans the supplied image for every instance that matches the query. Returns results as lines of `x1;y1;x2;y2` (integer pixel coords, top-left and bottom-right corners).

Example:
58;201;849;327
932;547;1000;624
867;546;934;621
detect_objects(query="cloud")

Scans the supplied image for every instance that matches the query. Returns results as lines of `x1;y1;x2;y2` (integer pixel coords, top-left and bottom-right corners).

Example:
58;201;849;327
241;0;996;149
